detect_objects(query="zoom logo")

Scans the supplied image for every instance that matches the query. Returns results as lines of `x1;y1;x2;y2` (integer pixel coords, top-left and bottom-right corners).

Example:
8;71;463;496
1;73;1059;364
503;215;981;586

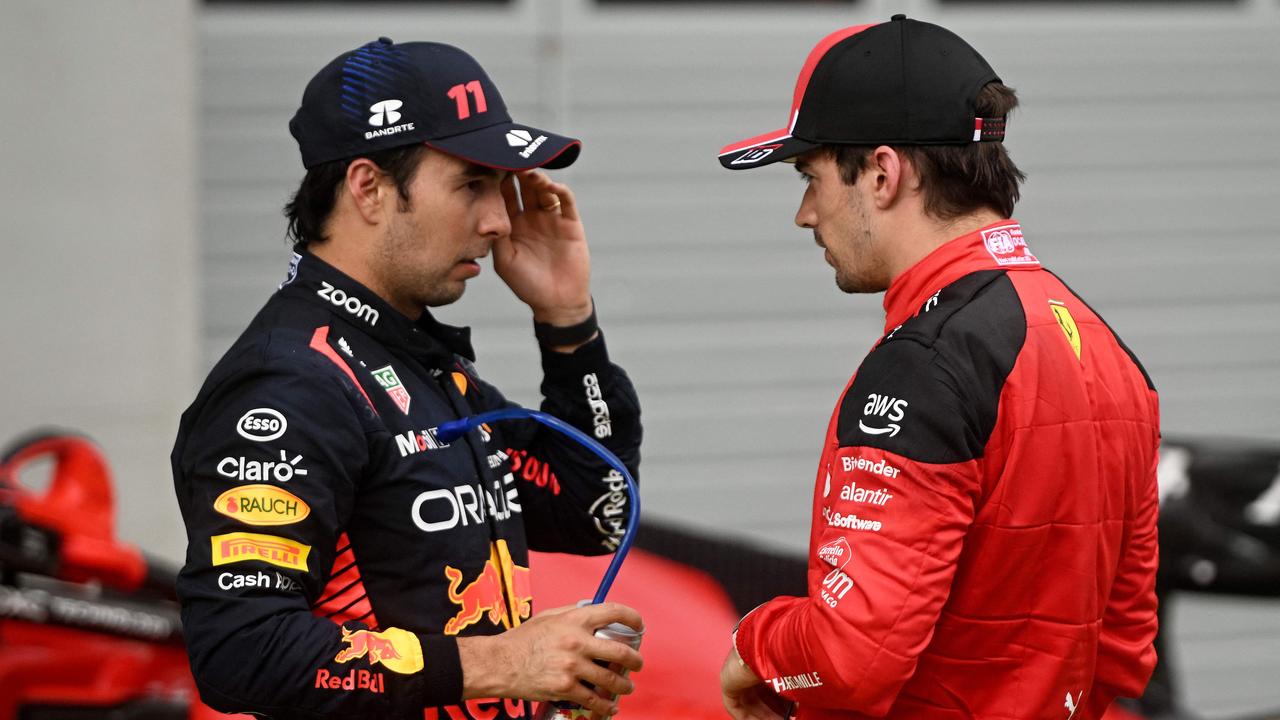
318;281;380;326
368;100;403;127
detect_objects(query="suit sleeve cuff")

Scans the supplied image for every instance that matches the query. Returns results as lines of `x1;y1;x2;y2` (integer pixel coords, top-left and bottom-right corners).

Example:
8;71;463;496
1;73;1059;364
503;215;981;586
415;634;464;707
539;331;610;383
733;603;770;681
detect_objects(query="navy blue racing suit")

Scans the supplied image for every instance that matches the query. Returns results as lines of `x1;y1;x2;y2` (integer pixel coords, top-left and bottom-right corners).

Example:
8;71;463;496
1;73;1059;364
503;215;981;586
172;248;641;719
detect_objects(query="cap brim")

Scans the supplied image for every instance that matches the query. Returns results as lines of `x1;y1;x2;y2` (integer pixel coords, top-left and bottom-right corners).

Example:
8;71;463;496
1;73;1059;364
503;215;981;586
427;122;580;171
718;128;818;170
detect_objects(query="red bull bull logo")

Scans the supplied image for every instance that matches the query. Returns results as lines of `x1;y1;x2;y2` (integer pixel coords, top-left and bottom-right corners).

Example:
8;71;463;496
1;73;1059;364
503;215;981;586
334;626;424;674
443;540;533;636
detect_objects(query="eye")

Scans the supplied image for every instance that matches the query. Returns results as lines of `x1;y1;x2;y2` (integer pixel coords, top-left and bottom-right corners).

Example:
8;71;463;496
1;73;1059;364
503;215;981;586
466;179;485;193
797;173;813;185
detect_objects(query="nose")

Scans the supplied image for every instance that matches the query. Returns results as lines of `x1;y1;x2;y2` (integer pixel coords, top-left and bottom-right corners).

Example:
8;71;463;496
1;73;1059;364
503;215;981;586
795;186;816;229
479;186;512;238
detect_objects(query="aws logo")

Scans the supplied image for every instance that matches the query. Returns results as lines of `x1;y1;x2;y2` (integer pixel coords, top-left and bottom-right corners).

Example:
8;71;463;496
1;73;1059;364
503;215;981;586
858;393;908;437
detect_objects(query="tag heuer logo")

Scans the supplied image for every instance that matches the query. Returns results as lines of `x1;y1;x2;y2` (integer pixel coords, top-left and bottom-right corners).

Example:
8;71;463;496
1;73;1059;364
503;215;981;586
371;365;412;415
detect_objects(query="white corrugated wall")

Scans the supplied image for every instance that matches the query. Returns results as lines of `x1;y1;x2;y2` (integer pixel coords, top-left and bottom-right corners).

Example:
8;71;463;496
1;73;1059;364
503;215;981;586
202;0;1280;552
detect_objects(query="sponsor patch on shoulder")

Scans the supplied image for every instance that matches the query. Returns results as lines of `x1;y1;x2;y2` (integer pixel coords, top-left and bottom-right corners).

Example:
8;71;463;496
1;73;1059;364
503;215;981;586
211;531;310;571
215;485;311;526
981;222;1039;267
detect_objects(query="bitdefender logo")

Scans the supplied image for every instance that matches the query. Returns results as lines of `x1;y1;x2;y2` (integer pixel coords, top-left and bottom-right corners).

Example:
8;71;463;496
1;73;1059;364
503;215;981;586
368;100;403;126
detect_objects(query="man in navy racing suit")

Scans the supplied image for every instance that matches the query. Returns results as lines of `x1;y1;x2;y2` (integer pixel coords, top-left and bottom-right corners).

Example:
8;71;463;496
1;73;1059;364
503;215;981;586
172;38;643;720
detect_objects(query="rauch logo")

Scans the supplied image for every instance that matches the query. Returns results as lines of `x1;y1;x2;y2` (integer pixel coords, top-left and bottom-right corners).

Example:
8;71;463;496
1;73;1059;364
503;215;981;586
214;485;310;527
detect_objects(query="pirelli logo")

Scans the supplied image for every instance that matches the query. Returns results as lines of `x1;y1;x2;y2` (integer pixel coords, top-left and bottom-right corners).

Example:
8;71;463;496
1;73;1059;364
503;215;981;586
211;531;310;571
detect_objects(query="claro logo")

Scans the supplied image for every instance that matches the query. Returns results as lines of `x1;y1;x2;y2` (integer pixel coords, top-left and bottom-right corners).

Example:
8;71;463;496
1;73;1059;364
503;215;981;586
237;408;287;441
318;281;380;326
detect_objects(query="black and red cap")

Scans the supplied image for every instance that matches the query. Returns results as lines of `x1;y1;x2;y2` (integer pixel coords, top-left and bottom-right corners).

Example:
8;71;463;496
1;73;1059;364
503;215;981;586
291;37;580;171
719;16;1005;170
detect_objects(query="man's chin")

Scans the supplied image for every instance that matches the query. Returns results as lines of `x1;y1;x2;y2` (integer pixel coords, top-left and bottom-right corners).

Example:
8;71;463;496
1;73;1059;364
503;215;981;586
836;274;885;295
422;282;467;308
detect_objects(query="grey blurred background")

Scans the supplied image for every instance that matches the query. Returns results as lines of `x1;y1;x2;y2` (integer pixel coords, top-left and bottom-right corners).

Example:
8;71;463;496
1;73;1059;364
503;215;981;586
2;0;1278;715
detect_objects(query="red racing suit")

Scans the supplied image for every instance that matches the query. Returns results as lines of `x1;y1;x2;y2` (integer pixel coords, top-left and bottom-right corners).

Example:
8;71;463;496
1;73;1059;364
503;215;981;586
734;221;1160;719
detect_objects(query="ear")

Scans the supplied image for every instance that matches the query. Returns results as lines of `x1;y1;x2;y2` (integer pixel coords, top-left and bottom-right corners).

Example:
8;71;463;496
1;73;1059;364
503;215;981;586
867;145;905;210
344;158;388;226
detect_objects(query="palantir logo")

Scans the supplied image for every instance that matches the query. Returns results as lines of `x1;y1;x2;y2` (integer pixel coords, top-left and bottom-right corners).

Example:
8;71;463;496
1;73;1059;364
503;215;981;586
368;99;403;127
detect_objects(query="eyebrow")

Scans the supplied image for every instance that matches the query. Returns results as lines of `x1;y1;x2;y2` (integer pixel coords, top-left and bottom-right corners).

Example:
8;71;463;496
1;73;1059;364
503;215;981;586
794;160;810;174
457;164;509;182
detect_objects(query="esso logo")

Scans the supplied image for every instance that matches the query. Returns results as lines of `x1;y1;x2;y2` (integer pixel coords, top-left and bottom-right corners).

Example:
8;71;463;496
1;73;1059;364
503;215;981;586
237;408;287;442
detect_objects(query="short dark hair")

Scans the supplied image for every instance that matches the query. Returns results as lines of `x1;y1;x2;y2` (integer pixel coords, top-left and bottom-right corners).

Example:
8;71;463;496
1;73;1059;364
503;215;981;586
284;144;430;245
820;82;1026;220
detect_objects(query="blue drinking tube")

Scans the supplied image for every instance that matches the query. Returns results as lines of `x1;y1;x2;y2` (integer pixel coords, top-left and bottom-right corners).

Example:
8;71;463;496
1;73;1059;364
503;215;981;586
435;408;639;605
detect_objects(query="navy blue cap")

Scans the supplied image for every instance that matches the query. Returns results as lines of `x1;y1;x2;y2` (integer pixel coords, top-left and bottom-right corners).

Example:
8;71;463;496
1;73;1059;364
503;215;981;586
290;38;580;170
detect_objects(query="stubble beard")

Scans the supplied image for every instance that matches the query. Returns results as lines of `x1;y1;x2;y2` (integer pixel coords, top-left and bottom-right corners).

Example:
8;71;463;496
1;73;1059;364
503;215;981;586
833;198;887;294
379;213;466;312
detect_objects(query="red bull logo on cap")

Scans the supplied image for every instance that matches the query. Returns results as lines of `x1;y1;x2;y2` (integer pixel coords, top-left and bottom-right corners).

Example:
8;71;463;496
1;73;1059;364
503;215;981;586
334;627;424;675
443;539;533;636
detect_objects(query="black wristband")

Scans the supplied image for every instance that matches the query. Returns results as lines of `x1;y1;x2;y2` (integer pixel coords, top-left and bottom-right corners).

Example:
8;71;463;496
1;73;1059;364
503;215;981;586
533;302;598;348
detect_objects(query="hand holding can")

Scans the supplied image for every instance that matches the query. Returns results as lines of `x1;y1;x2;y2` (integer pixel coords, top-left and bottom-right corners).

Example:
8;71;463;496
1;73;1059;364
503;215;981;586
458;601;643;717
535;619;644;719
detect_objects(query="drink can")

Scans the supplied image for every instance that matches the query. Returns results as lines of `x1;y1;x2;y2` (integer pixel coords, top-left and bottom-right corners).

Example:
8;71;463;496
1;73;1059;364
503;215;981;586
533;620;644;719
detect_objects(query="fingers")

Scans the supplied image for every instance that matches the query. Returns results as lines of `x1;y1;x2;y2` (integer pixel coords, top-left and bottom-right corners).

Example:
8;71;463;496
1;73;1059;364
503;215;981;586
721;685;788;720
575;601;644;635
561;683;619;718
578;659;635;698
517;171;542;214
531;603;579;619
516;170;581;221
500;173;521;217
582;635;643;673
542;177;579;221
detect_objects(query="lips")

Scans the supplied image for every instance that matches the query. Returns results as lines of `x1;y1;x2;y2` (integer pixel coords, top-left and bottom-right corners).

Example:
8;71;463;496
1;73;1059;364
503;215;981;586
455;257;483;278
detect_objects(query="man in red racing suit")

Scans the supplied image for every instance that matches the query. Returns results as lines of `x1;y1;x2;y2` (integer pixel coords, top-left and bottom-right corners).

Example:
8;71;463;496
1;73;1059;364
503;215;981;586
715;16;1159;719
